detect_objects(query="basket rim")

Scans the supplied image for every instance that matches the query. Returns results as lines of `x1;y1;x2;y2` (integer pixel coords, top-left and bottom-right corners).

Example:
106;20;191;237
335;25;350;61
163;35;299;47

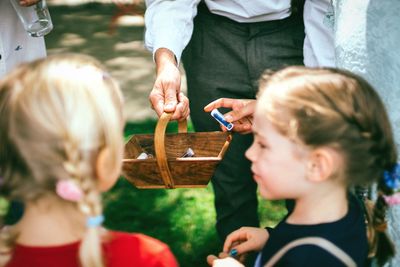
122;157;222;163
125;131;230;139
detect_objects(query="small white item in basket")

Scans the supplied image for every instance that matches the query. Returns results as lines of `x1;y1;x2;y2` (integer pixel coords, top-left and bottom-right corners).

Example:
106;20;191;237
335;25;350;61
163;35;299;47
181;148;195;158
137;152;149;159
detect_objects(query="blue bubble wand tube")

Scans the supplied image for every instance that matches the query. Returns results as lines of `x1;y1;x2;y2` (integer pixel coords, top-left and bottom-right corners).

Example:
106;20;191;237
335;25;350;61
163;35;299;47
211;109;234;131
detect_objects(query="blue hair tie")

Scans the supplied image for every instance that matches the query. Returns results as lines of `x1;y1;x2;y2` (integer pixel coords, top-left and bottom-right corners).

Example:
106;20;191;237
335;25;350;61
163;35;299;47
86;215;105;228
383;163;400;190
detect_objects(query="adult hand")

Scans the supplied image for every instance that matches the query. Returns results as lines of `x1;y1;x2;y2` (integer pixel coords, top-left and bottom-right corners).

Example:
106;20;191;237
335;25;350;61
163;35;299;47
206;255;244;267
18;0;40;7
222;227;269;256
204;98;256;134
149;48;190;121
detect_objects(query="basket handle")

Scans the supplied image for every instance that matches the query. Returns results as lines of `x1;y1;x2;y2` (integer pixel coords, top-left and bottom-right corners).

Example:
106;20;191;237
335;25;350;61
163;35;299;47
154;112;187;189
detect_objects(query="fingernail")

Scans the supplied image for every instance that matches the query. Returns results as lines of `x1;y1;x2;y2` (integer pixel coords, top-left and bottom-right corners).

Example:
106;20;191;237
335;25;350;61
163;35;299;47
229;249;238;257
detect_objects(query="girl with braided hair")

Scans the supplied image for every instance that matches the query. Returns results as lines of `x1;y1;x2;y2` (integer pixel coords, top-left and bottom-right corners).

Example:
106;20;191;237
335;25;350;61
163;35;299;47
206;66;398;266
0;54;178;267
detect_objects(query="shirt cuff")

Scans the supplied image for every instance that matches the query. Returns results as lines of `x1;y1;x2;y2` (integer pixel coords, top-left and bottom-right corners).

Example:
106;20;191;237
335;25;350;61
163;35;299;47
145;27;189;65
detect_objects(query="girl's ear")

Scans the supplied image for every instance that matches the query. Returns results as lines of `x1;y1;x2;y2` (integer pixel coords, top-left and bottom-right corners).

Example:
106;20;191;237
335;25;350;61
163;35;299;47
95;148;120;192
307;147;339;182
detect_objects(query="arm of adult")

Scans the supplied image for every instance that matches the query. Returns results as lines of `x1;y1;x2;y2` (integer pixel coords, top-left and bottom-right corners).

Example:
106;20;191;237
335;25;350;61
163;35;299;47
151;48;189;120
144;0;201;120
204;98;256;134
18;0;40;6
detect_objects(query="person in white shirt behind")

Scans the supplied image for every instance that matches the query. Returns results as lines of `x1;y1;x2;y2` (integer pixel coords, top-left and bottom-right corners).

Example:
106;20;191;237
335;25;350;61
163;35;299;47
303;0;335;68
144;1;306;264
0;0;46;79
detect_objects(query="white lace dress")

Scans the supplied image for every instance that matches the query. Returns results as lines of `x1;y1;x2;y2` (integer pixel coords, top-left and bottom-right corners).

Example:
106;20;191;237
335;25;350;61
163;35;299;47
333;0;400;265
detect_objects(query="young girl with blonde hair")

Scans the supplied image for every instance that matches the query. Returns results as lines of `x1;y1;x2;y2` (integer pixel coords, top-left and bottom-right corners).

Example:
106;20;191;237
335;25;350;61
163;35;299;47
0;54;178;267
206;67;398;266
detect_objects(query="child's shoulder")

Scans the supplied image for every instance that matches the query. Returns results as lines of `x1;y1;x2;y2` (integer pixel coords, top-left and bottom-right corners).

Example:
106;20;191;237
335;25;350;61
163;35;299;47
107;231;171;252
104;231;178;267
263;194;368;266
278;242;357;267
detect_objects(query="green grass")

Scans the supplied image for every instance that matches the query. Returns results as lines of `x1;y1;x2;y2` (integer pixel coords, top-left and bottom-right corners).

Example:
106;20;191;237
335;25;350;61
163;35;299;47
103;120;286;267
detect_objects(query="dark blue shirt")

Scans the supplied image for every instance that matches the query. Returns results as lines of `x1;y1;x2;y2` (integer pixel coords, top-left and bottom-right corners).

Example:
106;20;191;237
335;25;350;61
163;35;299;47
260;194;369;266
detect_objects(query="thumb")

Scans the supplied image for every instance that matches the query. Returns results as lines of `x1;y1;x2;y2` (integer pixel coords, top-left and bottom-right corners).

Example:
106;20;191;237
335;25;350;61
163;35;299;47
207;255;219;266
224;109;249;123
225;101;255;123
164;88;178;112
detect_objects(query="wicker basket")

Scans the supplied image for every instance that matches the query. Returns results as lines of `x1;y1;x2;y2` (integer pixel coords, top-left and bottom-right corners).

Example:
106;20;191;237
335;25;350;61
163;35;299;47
122;112;232;189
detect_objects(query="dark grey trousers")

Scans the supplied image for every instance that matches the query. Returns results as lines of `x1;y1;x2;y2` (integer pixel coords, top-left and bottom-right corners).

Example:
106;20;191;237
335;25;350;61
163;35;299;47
182;3;305;240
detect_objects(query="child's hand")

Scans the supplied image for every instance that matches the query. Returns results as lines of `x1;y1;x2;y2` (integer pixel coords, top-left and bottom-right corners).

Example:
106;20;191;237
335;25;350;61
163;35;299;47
204;98;256;134
206;255;244;267
223;227;269;256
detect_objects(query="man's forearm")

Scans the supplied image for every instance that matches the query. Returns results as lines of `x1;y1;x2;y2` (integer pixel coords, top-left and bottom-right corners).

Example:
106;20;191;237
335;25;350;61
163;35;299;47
155;48;178;74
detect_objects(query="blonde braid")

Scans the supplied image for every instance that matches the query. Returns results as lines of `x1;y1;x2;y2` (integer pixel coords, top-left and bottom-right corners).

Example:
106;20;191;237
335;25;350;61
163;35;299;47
0;225;18;267
64;140;105;267
78;177;104;267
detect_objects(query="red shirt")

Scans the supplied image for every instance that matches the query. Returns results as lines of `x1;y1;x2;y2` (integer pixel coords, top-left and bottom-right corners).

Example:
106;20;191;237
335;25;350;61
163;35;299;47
6;231;179;267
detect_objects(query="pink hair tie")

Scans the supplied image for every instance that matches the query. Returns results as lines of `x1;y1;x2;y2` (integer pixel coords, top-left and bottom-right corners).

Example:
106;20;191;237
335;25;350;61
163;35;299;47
56;180;83;202
383;192;400;206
